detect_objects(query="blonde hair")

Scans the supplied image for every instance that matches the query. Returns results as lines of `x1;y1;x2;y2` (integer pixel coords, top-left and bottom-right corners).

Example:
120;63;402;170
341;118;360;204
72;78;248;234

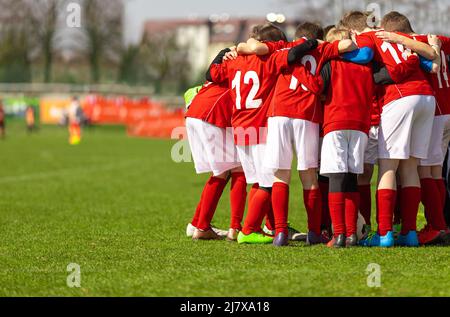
339;11;371;32
325;27;350;42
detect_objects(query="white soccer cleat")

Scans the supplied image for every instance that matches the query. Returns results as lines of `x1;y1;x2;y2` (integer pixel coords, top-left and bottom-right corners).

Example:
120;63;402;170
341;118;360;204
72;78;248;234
226;228;240;241
187;223;227;238
263;225;275;236
186;223;196;237
211;226;228;238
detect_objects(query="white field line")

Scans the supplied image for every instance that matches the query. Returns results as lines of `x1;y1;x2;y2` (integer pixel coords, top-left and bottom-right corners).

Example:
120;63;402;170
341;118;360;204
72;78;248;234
0;160;141;184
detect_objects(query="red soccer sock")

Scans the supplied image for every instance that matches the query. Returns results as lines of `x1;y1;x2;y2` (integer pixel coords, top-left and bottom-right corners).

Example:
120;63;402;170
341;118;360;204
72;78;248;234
393;185;402;225
265;202;275;232
196;177;228;231
358;184;372;225
191;180;208;227
420;178;434;224
191;202;201;228
377;189;396;236
421;179;447;231
242;188;271;235
248;184;259;205
329;192;346;236
436;178;447;208
400;187;421;234
304;189;322;235
345;192;360;237
272;182;289;235
319;179;331;230
230;172;247;230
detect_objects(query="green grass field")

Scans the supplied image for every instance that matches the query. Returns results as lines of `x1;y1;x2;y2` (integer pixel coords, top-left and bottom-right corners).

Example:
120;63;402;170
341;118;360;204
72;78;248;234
1;120;450;297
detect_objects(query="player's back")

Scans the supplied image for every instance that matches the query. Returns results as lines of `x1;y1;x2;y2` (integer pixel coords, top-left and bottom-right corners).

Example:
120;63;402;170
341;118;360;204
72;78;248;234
356;31;433;105
185;82;232;128
269;41;340;123
220;51;290;144
322;59;373;135
413;34;450;115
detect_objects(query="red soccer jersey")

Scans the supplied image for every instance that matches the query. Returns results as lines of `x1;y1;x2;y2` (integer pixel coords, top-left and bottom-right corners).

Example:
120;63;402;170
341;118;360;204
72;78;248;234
209;49;291;145
356;31;434;106
185;82;232;128
371;85;382;126
265;38;306;53
322;59;373;135
413;35;450;115
269;41;340;122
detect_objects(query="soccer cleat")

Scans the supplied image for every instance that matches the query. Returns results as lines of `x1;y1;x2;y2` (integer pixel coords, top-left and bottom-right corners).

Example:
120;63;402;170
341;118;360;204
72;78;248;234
237;232;274;244
273;232;289;247
320;229;332;243
287;224;307;241
345;234;358;247
379;231;395;247
306;231;327;245
418;225;442;245
186;223;196;237
192;228;222;240
211;226;229;238
327;234;346;248
396;231;419;247
263;225;275;236
440;228;450;245
226;228;240;241
187;223;227;238
359;231;380;247
361;224;372;239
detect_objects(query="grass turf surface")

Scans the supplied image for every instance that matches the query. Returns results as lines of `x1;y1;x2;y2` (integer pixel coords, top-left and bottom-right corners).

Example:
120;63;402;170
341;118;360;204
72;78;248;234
1;120;450;297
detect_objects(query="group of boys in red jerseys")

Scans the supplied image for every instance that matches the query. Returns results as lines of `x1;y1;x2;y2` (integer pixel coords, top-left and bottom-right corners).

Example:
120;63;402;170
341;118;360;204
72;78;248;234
184;10;450;248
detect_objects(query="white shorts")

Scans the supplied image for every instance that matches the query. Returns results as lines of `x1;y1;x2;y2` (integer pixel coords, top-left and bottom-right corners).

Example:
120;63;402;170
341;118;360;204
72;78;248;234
378;95;435;160
320;130;368;175
420;115;450;166
364;126;379;165
264;117;319;171
186;118;240;176
237;144;274;187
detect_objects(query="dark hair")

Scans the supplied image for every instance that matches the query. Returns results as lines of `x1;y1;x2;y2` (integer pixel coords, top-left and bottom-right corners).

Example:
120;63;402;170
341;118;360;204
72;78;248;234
251;23;287;42
295;22;323;40
339;11;370;32
381;11;414;34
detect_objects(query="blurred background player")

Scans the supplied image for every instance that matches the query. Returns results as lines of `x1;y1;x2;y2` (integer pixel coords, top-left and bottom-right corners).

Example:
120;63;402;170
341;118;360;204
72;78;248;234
68;96;83;145
0;100;5;140
25;106;37;134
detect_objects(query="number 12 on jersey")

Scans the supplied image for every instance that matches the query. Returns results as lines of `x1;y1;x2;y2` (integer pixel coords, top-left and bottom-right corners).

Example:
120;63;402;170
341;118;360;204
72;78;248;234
232;71;263;110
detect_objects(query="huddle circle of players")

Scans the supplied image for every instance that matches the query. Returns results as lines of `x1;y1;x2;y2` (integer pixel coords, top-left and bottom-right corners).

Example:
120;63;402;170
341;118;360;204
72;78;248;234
184;11;450;248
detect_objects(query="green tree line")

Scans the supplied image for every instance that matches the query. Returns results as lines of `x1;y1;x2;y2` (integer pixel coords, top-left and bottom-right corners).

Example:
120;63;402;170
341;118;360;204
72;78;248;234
0;0;191;94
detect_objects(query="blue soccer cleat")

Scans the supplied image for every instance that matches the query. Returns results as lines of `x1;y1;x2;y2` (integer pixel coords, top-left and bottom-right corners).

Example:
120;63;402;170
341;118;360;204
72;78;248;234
379;231;395;247
359;231;380;247
396;231;419;247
